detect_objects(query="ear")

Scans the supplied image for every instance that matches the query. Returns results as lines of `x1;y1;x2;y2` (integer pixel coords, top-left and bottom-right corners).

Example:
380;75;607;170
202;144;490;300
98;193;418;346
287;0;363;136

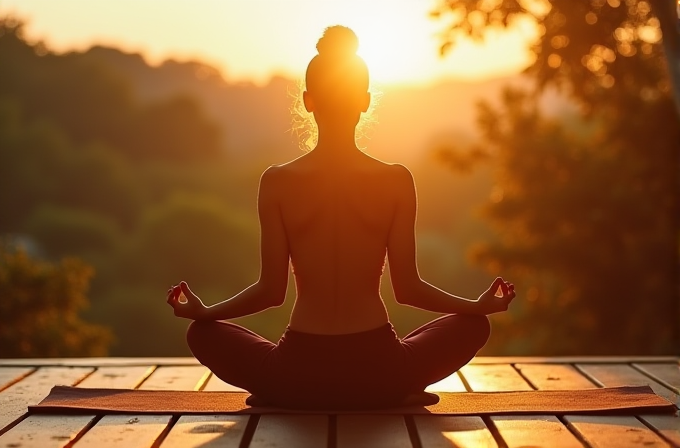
360;92;371;113
303;91;314;112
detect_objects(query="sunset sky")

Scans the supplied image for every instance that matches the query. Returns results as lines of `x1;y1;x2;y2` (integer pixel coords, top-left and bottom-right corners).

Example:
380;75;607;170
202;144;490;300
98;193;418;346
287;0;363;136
0;0;539;86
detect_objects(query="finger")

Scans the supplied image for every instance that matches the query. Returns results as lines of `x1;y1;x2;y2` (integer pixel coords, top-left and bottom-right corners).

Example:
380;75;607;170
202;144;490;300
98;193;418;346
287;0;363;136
490;277;504;297
180;281;197;299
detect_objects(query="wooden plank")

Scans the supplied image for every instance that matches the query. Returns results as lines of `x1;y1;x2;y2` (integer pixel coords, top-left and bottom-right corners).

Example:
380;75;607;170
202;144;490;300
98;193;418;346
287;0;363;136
77;366;154;389
491;416;582;448
160;415;249;448
0;415;94;448
0;367;92;431
203;374;246;392
250;415;327;448
414;416;497;448
515;364;596;390
470;357;679;365
73;365;212;446
576;364;679;407
565;415;670;448
495;364;591;447
459;364;533;392
0;357;202;367
0;356;677;367
337;415;411;448
0;365;156;446
140;366;209;391
74;415;171;448
0;367;33;390
634;363;680;394
426;372;467;392
639;415;680;447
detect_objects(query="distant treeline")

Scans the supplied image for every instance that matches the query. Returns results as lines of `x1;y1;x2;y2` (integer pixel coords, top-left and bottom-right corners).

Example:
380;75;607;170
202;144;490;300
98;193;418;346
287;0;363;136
0;18;274;356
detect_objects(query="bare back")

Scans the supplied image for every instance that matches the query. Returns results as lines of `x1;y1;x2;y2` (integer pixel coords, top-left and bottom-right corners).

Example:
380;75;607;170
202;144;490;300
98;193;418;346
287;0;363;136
265;151;405;334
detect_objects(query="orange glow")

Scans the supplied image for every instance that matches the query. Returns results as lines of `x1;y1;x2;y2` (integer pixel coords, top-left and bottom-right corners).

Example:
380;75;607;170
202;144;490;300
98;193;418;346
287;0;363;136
0;0;537;87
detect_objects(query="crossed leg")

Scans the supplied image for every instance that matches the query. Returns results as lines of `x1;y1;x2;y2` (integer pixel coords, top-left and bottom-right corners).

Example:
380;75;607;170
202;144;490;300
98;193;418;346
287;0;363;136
186;313;491;403
186;320;277;395
399;313;491;392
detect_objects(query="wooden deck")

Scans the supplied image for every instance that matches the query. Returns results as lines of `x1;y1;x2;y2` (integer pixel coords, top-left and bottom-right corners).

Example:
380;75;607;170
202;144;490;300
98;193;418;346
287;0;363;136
0;357;678;447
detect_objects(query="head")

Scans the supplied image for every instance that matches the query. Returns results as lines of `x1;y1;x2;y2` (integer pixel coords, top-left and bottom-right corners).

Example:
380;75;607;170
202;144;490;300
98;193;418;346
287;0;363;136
303;26;371;130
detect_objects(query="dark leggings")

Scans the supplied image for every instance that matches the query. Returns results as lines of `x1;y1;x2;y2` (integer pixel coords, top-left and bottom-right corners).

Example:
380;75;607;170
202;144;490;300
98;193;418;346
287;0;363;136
187;314;490;409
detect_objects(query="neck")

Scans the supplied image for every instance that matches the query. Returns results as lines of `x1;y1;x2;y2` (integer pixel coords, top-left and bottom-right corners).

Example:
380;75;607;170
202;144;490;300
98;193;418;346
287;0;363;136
314;120;359;155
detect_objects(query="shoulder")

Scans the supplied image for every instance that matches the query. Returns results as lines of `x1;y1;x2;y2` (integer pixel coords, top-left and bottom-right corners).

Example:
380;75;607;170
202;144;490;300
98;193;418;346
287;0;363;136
258;165;288;204
360;154;413;180
384;163;415;191
260;161;296;185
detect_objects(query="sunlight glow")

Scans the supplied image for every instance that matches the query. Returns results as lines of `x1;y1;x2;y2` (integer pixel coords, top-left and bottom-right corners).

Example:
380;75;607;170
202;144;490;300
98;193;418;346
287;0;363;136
0;0;538;87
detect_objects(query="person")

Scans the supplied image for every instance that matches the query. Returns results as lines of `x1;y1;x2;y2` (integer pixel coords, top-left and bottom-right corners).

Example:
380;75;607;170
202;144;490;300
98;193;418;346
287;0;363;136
166;25;516;410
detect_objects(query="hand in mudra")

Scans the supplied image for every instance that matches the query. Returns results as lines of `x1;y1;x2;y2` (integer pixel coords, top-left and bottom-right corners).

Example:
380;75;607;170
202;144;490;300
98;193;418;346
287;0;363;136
166;281;208;320
476;277;515;315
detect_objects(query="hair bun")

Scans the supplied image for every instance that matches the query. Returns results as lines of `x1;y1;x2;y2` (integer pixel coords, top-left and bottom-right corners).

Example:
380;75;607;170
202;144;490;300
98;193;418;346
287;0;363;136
316;25;359;58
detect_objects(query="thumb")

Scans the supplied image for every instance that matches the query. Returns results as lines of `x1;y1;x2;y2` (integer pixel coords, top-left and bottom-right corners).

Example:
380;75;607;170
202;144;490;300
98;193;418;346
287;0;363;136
489;277;507;297
180;281;197;299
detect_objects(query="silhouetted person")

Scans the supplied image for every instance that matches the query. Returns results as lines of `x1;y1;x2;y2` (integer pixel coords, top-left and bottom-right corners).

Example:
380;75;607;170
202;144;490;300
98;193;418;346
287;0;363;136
167;25;516;409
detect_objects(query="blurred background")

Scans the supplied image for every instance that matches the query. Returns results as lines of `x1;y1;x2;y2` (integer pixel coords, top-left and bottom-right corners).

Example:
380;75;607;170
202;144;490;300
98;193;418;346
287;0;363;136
0;0;677;358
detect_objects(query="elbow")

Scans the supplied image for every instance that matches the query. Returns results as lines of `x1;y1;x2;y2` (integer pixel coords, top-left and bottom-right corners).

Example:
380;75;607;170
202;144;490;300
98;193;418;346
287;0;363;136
393;278;422;306
257;281;287;308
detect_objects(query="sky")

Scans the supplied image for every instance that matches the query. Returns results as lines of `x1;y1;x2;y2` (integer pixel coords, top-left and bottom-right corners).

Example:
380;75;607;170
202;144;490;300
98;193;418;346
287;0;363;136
0;0;539;87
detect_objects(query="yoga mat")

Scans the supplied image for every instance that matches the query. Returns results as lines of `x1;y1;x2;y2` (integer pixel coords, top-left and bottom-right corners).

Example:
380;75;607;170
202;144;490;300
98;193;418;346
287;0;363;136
29;385;676;415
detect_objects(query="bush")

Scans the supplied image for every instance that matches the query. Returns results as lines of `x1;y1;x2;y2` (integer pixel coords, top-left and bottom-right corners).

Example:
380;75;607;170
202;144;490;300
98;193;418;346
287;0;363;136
0;244;112;357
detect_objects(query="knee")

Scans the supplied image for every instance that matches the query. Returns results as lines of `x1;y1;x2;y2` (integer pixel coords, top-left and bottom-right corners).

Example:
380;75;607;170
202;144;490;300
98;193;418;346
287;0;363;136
467;314;491;348
186;320;217;355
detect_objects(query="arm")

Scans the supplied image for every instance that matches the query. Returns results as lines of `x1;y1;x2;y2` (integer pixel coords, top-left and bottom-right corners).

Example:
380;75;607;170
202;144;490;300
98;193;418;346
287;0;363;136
168;166;290;320
386;165;514;315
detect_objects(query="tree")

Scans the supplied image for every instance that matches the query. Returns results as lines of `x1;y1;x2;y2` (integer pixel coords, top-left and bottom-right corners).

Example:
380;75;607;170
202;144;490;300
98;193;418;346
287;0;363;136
0;244;112;357
432;0;679;354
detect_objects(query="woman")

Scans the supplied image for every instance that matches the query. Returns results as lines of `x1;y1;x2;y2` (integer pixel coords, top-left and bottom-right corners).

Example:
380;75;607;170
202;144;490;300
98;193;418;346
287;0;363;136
167;25;515;409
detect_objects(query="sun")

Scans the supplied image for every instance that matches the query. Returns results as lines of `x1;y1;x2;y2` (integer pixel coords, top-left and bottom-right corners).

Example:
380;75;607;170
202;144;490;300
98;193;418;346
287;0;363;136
334;5;439;86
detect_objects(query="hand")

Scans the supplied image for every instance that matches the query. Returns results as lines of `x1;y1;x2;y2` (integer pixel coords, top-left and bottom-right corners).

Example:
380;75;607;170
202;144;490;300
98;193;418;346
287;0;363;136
166;281;209;320
475;277;516;315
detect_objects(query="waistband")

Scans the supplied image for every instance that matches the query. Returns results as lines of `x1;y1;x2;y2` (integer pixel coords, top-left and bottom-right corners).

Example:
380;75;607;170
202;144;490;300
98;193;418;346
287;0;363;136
280;323;398;347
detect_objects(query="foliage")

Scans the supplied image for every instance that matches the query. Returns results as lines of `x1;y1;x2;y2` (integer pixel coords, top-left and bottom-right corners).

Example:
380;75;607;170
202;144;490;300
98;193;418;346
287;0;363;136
0;17;224;163
0;245;112;357
125;194;258;289
26;205;122;257
432;0;679;353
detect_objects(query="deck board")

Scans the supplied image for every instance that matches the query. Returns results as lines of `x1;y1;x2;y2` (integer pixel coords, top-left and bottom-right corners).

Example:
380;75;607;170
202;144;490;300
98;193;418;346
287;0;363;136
414;416;497;448
0;367;92;432
0;365;160;447
74;415;172;448
250;415;328;448
565;415;670;448
0;367;33;391
202;373;247;392
139;365;209;391
0;357;678;447
337;415;412;448
576;363;679;407
425;372;467;392
1;356;676;367
515;363;597;390
633;363;680;395
77;365;155;389
160;415;249;447
490;415;583;448
0;415;95;448
638;415;680;447
460;364;533;392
